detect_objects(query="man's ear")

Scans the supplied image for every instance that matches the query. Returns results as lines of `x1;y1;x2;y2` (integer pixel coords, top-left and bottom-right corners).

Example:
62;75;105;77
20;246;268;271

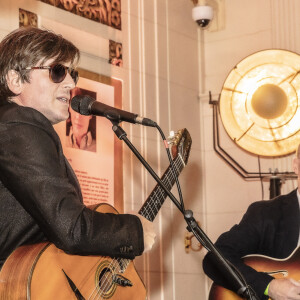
6;70;24;95
293;157;299;175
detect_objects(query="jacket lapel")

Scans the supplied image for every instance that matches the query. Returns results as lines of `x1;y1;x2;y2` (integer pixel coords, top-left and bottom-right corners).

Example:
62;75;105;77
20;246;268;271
279;189;299;257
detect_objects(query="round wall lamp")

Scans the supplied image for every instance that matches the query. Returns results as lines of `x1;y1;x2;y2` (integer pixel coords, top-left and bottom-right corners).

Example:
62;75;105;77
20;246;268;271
219;49;300;157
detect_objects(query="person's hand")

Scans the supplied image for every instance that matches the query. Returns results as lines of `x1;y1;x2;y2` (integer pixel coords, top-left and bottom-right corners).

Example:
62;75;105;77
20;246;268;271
131;213;156;253
268;278;300;300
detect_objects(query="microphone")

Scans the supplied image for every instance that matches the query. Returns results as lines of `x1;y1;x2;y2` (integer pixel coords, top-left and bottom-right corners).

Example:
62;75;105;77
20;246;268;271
71;95;157;127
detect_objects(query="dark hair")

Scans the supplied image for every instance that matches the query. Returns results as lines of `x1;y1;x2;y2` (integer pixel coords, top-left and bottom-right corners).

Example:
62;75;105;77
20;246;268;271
0;26;80;101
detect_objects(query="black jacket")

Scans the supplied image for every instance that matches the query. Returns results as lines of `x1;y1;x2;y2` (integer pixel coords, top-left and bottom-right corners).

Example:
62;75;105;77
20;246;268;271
203;189;299;299
0;102;144;268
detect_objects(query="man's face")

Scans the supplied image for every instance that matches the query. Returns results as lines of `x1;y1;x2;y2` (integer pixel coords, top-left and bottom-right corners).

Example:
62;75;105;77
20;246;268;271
14;59;75;124
293;149;300;192
69;106;92;138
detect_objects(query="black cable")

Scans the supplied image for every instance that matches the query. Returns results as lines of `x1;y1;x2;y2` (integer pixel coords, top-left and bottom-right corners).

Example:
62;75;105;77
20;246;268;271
226;261;259;300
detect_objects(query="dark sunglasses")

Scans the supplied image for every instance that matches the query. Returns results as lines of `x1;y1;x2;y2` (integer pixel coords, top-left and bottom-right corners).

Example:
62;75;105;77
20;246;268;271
24;64;79;85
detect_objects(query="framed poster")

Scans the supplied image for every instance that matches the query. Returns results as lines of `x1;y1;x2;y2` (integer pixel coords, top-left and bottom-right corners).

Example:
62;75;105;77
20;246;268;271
55;69;123;212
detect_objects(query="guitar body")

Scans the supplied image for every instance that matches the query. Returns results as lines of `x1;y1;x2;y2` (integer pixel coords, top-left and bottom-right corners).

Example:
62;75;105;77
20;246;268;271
0;204;146;300
209;247;300;300
0;128;192;300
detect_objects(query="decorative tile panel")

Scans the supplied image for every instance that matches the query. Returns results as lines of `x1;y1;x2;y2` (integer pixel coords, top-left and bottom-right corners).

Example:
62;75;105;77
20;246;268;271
39;0;121;30
19;8;38;27
109;40;122;67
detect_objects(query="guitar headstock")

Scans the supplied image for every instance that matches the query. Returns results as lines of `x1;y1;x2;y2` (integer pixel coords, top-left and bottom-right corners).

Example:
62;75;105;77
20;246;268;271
168;128;192;165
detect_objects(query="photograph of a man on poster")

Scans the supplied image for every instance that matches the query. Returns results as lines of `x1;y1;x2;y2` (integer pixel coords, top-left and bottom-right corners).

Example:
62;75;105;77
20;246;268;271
66;87;97;152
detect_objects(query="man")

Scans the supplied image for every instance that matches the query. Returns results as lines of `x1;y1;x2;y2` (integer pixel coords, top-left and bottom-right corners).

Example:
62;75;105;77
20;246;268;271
67;87;96;152
203;143;300;300
0;27;155;270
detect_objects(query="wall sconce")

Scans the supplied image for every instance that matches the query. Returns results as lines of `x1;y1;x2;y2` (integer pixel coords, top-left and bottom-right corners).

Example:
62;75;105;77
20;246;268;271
184;222;203;253
219;49;300;157
209;49;299;199
210;92;297;199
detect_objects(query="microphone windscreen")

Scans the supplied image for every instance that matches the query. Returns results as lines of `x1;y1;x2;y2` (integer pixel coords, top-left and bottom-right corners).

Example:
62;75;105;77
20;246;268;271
71;95;94;116
70;95;81;112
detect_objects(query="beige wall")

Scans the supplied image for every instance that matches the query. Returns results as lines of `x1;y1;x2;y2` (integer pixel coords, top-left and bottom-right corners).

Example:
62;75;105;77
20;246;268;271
203;0;299;241
121;1;205;299
0;0;299;299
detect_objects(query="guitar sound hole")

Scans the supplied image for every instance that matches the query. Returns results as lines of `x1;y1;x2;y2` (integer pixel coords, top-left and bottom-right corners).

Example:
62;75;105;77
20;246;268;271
98;267;113;292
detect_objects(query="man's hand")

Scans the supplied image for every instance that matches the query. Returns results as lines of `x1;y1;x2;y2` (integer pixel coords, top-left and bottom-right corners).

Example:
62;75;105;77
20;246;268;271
268;278;300;300
133;213;156;253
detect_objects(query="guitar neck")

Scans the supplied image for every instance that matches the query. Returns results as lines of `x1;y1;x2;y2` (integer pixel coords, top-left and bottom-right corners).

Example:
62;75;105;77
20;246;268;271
138;155;184;222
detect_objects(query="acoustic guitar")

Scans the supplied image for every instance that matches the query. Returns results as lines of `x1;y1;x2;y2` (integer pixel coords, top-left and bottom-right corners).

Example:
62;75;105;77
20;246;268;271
0;128;192;300
209;246;300;300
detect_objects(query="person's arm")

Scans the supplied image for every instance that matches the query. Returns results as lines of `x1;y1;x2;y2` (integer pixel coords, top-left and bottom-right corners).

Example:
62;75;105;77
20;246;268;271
0;119;145;258
268;279;300;300
132;213;156;253
202;202;274;299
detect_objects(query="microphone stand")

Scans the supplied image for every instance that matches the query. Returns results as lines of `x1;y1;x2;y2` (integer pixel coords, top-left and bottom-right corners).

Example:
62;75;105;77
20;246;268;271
111;122;259;300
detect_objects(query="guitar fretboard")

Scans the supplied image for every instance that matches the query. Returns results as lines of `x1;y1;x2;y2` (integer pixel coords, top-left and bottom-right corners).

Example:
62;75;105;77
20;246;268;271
138;155;184;222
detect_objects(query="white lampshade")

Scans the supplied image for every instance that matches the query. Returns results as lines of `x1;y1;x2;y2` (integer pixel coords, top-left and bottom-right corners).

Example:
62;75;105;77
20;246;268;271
220;49;300;157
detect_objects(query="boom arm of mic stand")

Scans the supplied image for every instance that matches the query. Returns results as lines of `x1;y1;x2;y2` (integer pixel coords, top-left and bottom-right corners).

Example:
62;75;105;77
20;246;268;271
111;123;259;300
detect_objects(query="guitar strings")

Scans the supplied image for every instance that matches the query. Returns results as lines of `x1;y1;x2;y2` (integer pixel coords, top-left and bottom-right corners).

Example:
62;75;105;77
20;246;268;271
147;157;182;220
87;256;110;300
87;257;131;300
96;161;183;299
93;156;183;299
86;156;184;299
139;156;183;221
94;157;183;298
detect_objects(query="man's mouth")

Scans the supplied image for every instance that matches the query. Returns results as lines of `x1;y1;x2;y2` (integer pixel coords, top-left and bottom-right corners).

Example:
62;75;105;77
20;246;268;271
57;97;69;104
